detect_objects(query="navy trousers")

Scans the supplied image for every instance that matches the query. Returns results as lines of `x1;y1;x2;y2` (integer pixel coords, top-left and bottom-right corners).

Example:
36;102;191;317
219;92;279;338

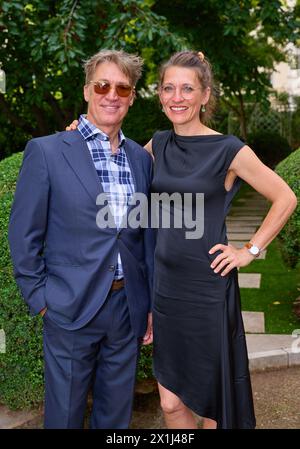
43;288;140;429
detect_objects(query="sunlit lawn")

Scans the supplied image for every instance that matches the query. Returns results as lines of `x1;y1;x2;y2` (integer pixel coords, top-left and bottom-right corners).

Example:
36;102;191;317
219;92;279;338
240;239;300;334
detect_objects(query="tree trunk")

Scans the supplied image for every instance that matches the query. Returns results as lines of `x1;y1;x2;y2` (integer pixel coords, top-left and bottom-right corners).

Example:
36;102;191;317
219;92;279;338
237;92;247;141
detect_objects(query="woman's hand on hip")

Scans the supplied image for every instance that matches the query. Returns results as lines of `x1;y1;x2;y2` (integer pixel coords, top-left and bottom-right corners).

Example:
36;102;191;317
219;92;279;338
208;243;255;276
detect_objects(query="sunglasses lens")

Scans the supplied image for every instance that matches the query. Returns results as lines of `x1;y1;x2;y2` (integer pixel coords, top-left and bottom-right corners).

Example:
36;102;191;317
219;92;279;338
116;85;132;97
93;82;110;95
92;81;132;97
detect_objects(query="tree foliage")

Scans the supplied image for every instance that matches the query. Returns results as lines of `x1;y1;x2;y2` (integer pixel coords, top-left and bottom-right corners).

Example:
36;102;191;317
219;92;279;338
154;0;300;138
0;0;186;158
0;1;299;155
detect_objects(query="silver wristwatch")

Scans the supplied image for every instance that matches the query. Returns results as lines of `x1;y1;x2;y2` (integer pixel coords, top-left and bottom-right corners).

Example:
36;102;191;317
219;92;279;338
244;242;261;257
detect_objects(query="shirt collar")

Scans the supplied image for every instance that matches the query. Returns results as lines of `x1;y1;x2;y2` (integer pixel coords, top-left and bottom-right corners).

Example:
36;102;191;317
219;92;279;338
77;114;126;149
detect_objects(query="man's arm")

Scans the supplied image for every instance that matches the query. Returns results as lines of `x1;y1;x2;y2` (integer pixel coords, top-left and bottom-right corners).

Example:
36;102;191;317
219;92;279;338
143;153;155;312
8;139;50;316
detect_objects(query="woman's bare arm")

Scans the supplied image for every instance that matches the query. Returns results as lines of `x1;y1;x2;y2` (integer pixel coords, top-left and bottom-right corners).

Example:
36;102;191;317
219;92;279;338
230;145;297;251
209;145;297;276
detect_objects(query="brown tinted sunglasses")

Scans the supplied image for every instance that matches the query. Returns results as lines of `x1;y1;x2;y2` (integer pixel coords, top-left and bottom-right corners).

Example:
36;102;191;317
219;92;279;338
89;80;134;97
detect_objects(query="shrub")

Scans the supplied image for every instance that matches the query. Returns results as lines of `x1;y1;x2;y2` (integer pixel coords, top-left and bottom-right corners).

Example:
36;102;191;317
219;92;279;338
0;152;44;409
291;96;300;150
137;344;153;380
247;131;292;168
0;151;154;410
275;148;300;268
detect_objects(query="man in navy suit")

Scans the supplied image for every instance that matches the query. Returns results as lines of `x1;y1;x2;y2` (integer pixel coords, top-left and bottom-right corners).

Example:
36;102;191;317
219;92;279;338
8;50;154;429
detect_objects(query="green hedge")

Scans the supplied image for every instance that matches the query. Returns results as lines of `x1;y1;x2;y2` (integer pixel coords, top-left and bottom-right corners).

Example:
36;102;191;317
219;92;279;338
0;152;44;409
0;151;153;410
275;148;300;268
247;131;292;168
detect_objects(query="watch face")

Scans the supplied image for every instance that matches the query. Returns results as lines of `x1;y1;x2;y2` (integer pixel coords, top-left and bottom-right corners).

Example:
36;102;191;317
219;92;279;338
250;245;260;255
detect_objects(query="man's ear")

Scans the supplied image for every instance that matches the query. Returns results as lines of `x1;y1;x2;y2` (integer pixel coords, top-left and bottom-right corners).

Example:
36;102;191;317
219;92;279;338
84;85;90;102
129;89;136;107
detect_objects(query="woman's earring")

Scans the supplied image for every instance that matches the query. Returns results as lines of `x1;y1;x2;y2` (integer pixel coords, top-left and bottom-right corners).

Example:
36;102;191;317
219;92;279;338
201;105;206;113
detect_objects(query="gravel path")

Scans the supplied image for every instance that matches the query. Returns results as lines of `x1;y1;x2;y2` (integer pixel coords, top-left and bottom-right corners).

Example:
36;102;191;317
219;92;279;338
17;366;300;429
252;366;300;429
131;366;300;429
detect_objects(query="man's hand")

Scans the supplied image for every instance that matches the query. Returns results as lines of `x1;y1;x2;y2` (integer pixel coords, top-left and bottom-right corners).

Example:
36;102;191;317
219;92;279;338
142;313;153;345
39;307;47;317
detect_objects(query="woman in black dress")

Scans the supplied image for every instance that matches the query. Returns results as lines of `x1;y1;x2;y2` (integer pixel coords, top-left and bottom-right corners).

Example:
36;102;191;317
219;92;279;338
145;51;297;429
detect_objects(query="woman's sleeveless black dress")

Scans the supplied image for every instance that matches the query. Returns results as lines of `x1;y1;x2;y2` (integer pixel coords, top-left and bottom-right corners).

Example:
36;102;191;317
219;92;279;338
151;130;256;429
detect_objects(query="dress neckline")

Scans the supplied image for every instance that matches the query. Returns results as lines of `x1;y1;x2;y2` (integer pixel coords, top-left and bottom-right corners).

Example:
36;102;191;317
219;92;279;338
173;130;229;140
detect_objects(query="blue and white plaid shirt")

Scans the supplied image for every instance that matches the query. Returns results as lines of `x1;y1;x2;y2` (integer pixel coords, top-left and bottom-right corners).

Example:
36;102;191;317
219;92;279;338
77;114;135;279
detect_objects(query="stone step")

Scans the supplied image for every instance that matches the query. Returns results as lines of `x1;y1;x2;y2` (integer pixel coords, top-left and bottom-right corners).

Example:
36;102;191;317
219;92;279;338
246;334;300;371
235;203;269;209
230;211;266;217
226;215;263;221
236;198;267;202
236;198;269;203
230;203;270;212
226;217;263;227
231;205;267;209
242;311;265;333
227;232;255;241
232;205;269;211
226;226;258;233
238;273;261;288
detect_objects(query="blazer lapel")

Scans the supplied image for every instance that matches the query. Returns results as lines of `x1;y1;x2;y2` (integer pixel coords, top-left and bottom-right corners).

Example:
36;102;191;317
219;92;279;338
62;131;103;205
124;140;140;194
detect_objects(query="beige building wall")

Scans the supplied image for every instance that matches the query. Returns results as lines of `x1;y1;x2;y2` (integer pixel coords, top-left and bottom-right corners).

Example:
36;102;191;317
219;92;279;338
271;47;300;100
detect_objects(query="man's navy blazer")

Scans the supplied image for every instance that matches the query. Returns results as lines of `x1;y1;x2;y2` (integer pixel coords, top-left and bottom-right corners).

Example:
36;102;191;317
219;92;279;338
8;130;154;336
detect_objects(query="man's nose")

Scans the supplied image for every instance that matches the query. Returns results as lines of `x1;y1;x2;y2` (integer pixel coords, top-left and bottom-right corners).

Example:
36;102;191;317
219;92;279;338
106;86;119;100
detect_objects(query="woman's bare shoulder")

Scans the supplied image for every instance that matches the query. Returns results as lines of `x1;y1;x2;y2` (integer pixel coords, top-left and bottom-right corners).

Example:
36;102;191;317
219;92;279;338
144;139;154;158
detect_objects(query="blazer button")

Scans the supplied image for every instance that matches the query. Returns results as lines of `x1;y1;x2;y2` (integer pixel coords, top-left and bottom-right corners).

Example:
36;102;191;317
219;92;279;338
108;265;115;272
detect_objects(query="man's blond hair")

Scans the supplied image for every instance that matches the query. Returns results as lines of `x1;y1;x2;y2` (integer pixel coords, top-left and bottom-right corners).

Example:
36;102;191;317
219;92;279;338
84;49;143;86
